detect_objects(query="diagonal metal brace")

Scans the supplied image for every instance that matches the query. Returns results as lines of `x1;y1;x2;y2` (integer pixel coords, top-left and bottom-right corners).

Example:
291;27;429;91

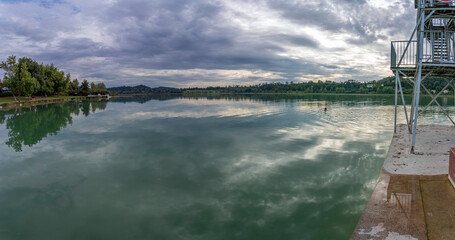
420;80;455;126
397;10;435;68
422;79;453;112
395;72;411;131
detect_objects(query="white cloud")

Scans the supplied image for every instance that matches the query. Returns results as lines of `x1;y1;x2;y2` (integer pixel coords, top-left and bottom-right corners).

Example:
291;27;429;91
0;0;416;87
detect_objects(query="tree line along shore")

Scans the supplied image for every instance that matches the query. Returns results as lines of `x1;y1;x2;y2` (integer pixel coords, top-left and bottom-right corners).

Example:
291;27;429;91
0;56;111;102
107;77;455;96
2;55;455;100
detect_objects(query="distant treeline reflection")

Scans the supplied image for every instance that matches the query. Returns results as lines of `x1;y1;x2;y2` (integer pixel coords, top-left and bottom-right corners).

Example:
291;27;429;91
112;93;455;107
112;94;179;103
3;94;454;151
0;101;107;152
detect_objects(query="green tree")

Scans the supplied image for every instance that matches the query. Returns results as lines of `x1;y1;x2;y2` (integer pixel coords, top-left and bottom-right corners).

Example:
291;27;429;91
18;57;45;95
1;57;39;101
18;62;40;98
335;87;345;93
90;82;97;94
0;56;19;100
42;65;56;95
61;73;71;95
383;86;394;94
96;82;107;94
2;55;108;97
42;64;66;95
80;79;90;96
71;79;80;95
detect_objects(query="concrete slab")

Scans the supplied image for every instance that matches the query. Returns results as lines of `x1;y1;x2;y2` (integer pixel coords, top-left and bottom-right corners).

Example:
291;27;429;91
352;125;455;239
351;171;430;240
383;124;455;175
420;180;455;240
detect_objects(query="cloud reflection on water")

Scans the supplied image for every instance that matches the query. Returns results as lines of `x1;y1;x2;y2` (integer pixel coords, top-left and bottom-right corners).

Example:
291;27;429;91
0;95;447;240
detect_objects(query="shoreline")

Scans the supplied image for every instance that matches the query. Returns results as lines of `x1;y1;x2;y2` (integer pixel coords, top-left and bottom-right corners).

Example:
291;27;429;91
111;92;453;98
182;92;436;97
0;96;114;110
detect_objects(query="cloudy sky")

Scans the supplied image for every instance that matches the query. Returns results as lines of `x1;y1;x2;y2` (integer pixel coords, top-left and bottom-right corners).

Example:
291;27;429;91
0;0;416;87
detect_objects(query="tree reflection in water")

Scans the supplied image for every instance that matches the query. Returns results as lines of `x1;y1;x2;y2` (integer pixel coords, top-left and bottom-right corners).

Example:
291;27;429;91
0;101;107;152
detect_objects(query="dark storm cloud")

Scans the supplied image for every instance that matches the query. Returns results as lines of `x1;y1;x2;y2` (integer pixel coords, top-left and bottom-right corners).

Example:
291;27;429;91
0;19;55;42
267;0;415;45
90;0;332;79
272;34;320;48
103;0;229;55
39;38;111;62
0;0;416;87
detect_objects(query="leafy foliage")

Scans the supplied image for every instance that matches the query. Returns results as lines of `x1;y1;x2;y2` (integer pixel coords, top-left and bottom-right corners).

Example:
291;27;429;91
0;55;108;100
80;79;90;96
181;77;455;95
108;76;455;96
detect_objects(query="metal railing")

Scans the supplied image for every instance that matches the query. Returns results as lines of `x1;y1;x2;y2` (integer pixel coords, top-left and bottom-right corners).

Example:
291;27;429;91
391;41;417;67
417;0;455;8
391;30;455;68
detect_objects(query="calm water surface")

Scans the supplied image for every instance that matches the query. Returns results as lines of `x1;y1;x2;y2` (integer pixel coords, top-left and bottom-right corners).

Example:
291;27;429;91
0;95;453;240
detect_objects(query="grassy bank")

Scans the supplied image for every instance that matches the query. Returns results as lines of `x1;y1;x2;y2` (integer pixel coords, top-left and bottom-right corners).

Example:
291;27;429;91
0;96;89;109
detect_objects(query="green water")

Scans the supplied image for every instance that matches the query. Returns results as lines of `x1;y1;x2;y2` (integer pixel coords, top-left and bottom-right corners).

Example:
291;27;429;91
0;95;453;240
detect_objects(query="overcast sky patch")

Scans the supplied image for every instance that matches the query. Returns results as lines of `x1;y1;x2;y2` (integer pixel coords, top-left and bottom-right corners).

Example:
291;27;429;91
0;0;416;87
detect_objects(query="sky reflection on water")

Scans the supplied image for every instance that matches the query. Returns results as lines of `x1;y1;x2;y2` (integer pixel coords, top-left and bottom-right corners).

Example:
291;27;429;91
0;95;453;240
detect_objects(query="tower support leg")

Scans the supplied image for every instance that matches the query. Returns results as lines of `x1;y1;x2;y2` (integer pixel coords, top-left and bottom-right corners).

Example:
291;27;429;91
411;11;425;154
411;65;423;154
394;71;398;133
409;76;417;133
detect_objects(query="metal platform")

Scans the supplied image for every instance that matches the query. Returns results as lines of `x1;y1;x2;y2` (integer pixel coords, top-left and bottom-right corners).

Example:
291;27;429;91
392;0;455;153
392;65;455;77
417;0;455;8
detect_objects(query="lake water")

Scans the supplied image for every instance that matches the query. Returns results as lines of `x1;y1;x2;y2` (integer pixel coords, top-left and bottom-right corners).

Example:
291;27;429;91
0;94;453;240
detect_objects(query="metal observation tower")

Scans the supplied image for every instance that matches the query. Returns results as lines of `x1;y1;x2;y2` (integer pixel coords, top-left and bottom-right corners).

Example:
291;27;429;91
391;0;455;153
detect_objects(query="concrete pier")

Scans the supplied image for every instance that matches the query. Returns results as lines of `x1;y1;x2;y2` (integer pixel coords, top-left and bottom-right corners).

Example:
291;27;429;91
351;124;455;240
384;124;455;176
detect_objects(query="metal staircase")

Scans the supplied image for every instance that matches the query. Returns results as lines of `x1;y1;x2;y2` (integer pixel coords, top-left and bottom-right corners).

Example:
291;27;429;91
391;0;455;153
434;38;448;61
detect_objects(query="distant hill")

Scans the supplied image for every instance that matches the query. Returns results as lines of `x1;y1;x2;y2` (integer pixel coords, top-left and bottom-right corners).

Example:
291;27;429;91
108;85;183;94
107;76;454;95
